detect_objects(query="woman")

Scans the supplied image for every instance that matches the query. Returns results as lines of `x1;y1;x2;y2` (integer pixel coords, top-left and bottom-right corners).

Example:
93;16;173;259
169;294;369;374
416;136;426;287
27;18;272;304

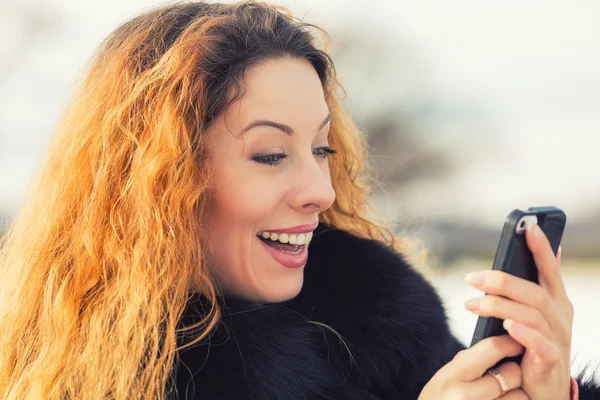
0;1;597;399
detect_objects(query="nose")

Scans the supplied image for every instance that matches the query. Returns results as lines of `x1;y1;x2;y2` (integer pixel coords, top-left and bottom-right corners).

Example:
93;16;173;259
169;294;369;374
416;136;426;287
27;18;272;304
288;157;336;214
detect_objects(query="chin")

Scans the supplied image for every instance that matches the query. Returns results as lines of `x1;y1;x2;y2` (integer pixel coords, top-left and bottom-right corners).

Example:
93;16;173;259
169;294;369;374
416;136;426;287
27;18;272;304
259;274;304;303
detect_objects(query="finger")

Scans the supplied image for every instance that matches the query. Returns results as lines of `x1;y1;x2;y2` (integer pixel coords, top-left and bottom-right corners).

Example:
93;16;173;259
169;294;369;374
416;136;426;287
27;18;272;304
464;294;552;339
466;270;567;335
452;335;524;381
503;319;561;368
526;223;567;299
498;388;529;399
469;361;522;399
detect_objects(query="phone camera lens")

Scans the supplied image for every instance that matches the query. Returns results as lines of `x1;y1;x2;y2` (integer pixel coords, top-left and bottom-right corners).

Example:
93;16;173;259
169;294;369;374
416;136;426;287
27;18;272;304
520;221;525;228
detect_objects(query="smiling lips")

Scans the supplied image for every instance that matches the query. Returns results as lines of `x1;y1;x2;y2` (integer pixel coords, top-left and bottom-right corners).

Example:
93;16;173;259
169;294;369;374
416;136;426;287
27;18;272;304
257;235;310;268
256;222;318;268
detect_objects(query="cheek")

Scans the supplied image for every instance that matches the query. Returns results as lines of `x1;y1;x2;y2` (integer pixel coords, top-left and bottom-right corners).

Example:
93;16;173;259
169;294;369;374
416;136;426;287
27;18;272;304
204;170;294;300
212;179;281;223
205;170;284;267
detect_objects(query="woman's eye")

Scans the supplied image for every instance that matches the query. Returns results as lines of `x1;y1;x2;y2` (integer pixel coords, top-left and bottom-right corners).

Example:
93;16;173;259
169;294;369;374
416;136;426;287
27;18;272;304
252;153;288;166
313;146;337;158
252;147;336;166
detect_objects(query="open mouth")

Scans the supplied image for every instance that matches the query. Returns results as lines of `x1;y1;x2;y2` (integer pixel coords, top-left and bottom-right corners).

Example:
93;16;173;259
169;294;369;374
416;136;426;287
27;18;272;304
258;235;304;254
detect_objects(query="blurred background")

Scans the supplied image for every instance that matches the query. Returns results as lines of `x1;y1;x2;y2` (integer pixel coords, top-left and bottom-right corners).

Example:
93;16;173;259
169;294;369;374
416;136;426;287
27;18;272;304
1;0;598;379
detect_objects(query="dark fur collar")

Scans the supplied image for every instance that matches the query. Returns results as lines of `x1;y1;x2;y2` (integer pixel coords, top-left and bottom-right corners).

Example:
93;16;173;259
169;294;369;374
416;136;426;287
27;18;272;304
171;223;599;399
171;223;464;399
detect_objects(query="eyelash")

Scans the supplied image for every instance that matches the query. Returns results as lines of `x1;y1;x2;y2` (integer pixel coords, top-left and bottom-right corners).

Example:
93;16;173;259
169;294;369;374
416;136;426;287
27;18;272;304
253;147;337;166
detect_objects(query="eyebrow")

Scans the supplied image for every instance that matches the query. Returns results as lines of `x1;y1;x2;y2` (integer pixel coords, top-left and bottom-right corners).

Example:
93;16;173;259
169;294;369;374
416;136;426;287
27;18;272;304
241;113;331;136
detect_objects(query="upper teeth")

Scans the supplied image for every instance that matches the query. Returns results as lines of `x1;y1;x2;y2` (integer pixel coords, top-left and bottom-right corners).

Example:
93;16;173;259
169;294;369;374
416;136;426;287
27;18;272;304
259;231;313;245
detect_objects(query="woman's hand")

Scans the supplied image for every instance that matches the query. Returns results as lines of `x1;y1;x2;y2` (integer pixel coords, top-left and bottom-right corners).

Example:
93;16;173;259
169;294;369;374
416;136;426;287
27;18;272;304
419;334;526;399
464;223;574;400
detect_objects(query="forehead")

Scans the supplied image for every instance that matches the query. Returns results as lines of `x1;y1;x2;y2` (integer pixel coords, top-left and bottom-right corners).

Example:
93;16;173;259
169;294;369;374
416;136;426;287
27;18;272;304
218;57;329;135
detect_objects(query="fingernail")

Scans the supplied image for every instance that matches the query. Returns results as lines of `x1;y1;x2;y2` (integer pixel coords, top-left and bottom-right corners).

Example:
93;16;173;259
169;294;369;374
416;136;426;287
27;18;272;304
558;245;562;262
503;319;514;330
533;223;543;238
465;272;485;287
464;298;481;311
526;222;539;236
526;222;534;233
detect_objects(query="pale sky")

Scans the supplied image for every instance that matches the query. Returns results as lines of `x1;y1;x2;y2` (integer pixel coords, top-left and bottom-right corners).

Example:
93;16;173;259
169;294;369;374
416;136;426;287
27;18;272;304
1;0;599;227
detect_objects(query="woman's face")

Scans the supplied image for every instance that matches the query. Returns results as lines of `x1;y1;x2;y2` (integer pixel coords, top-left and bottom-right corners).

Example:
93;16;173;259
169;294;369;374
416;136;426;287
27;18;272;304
203;57;336;303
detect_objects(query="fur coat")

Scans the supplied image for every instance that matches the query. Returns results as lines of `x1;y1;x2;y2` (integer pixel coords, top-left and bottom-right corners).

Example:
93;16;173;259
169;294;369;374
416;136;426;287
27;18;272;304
171;223;600;399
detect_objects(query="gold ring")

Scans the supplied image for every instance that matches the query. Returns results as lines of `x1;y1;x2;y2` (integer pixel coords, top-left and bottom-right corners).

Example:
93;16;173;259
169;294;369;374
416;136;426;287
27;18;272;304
487;367;509;396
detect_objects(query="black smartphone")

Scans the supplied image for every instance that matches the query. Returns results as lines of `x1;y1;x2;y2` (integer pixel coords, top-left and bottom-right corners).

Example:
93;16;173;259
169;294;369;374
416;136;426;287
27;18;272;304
469;206;567;368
